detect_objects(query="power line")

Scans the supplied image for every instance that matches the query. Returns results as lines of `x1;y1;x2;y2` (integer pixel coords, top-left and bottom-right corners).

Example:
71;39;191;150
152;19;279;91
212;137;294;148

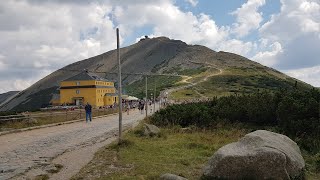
56;68;182;77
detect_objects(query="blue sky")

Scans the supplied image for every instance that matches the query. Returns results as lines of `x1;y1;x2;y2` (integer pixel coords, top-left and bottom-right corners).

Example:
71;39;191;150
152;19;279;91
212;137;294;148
0;0;319;93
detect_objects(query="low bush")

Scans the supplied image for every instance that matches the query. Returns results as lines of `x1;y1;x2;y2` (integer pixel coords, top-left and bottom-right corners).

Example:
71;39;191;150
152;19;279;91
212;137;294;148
151;89;320;152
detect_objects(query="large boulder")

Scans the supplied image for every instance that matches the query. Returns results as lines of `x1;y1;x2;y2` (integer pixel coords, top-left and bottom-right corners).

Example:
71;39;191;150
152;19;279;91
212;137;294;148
144;123;160;136
203;130;305;179
160;173;188;180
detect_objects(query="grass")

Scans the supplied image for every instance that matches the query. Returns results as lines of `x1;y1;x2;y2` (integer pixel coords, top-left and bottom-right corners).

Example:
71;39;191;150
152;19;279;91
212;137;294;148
178;67;209;76
185;67;312;99
72;123;248;180
170;89;202;100
0;108;117;131
169;66;314;100
304;152;320;180
72;120;320;180
125;76;182;99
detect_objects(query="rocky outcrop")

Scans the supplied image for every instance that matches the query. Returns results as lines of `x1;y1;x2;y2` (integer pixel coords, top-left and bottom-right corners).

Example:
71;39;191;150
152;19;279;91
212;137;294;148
203;130;305;179
160;173;188;180
144;123;160;136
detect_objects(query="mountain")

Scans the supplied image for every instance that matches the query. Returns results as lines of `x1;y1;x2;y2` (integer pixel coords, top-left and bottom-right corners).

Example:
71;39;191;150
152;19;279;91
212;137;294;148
0;37;313;112
0;91;19;105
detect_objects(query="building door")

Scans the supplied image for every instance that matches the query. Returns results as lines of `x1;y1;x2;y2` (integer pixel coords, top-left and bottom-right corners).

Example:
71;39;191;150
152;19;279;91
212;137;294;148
75;99;83;106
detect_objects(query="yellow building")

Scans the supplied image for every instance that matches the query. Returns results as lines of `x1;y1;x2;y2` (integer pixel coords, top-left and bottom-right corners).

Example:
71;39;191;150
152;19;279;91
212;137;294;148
59;71;118;108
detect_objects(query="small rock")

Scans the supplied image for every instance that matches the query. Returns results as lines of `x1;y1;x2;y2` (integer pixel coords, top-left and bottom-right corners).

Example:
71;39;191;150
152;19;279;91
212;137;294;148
27;118;38;124
180;127;192;133
160;173;188;180
44;164;59;173
144;123;160;136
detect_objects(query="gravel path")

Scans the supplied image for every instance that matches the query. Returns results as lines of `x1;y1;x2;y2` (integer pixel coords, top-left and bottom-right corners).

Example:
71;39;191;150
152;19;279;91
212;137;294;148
0;106;156;180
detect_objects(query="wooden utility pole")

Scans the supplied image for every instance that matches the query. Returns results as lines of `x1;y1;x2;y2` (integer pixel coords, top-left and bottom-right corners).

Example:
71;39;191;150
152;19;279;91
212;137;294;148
145;76;148;118
154;78;156;112
116;28;123;143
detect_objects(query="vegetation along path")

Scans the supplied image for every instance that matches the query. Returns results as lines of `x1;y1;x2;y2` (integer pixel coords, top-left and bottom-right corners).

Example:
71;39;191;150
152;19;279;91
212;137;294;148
0;106;158;180
163;62;223;101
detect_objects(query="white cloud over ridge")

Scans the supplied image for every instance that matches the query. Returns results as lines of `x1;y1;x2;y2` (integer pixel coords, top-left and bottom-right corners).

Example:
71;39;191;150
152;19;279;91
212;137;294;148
284;65;320;87
252;41;283;67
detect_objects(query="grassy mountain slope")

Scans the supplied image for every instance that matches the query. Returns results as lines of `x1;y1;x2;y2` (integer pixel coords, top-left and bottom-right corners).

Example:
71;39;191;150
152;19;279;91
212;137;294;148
0;37;313;111
0;91;19;104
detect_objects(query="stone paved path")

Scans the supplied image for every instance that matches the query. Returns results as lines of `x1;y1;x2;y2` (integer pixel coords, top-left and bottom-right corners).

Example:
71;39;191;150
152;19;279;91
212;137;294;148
0;106;157;180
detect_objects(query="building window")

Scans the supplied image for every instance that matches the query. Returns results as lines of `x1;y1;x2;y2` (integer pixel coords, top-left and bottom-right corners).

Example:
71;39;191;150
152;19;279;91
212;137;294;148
76;90;80;94
76;81;80;85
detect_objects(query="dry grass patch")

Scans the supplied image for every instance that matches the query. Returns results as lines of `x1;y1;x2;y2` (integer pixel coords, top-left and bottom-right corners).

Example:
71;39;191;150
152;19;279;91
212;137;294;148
72;125;247;180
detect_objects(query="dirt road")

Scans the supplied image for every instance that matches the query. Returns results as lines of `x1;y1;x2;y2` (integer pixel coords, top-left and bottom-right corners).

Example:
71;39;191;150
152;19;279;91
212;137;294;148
0;106;157;180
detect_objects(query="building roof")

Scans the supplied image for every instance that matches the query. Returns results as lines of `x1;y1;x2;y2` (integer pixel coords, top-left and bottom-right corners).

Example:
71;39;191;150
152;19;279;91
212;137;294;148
63;71;109;82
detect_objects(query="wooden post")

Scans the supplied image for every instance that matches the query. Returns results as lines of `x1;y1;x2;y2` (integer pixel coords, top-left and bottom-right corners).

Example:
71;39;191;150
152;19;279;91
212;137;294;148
117;28;123;144
145;75;148;118
154;77;156;112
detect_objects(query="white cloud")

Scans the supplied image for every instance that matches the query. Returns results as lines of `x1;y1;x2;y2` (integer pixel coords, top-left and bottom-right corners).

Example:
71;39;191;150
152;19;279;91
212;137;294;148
114;2;229;49
260;0;320;42
231;0;266;37
252;41;283;67
1;0;319;93
258;0;320;70
0;0;117;93
0;54;6;70
185;0;198;7
218;39;256;57
284;65;320;87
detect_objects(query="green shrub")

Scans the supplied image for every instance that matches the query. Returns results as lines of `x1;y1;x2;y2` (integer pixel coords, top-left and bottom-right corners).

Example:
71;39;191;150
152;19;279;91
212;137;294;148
151;89;320;152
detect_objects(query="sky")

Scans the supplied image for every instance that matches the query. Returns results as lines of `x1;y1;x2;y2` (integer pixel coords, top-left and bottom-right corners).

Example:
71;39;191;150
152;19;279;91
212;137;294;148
0;0;319;93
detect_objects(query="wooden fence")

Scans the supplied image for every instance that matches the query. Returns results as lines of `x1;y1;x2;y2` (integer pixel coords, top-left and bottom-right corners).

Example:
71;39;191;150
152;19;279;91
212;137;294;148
0;108;117;124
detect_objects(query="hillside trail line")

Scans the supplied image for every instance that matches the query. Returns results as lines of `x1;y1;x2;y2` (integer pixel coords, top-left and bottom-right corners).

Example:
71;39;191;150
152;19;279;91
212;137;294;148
162;61;223;101
0;105;159;180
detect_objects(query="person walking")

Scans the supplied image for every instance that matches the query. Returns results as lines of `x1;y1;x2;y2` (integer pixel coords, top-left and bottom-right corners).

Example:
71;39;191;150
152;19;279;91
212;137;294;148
126;101;130;115
149;101;153;113
85;102;92;123
141;101;145;114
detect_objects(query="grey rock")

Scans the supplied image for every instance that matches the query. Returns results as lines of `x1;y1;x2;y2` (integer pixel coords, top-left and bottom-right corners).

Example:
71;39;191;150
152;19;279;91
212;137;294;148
203;130;305;180
160;173;188;180
180;127;192;133
44;164;59;173
27;118;38;124
144;123;160;136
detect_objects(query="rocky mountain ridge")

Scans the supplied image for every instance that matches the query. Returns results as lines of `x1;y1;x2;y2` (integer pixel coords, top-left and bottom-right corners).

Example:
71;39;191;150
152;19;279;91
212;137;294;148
0;37;312;112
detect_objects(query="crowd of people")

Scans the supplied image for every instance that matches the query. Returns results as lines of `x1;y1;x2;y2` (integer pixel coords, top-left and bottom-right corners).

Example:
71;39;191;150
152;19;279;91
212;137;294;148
84;99;159;122
125;100;157;115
